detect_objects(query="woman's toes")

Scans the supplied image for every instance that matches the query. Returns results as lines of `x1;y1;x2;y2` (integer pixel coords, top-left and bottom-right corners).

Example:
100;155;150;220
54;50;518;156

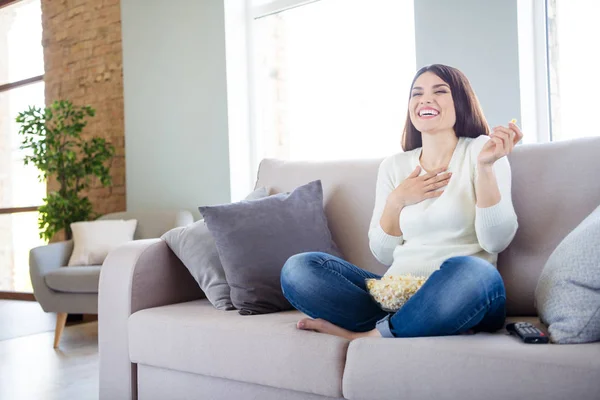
297;318;319;331
296;318;357;340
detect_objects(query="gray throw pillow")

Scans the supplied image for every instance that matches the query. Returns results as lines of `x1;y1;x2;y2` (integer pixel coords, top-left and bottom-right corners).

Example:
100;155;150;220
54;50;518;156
535;204;600;344
162;187;268;310
199;180;340;315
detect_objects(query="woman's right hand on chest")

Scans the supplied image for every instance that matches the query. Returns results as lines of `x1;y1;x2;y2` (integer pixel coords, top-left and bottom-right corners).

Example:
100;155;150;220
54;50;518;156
386;166;452;208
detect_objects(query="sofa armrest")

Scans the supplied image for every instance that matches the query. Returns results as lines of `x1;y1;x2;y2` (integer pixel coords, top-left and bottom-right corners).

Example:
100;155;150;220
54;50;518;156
29;240;73;311
98;239;204;400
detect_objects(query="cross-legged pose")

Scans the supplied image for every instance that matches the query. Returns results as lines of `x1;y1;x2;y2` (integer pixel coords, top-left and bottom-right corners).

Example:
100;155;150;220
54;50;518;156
281;64;523;339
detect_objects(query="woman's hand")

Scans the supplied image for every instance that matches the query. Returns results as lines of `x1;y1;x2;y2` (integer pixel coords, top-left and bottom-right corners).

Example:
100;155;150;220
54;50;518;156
478;121;524;166
386;166;452;208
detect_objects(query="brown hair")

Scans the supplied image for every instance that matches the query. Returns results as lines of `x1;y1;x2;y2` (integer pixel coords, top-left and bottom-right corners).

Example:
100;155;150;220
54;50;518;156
401;64;489;151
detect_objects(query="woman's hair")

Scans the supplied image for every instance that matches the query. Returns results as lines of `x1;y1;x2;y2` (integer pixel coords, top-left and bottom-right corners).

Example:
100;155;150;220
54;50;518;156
401;64;489;151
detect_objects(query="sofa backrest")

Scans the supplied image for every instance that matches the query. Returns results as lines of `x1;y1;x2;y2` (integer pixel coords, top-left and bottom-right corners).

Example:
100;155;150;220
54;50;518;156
255;137;600;317
498;137;600;315
98;210;194;239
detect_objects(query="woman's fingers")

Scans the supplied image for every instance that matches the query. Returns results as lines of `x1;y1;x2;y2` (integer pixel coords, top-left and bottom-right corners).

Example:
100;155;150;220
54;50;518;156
493;125;522;151
508;122;524;144
495;131;511;153
491;127;513;153
425;189;444;199
421;167;447;181
408;165;421;178
424;173;451;192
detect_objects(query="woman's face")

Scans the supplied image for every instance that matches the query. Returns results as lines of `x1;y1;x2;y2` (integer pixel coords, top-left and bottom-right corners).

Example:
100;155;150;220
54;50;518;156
409;72;456;134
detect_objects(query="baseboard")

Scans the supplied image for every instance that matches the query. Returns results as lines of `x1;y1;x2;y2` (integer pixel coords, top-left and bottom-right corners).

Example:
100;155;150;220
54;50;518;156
0;292;35;301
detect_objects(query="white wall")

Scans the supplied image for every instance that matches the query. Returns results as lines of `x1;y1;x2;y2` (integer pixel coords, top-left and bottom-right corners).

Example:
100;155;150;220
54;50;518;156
121;0;523;215
414;0;522;128
121;0;230;219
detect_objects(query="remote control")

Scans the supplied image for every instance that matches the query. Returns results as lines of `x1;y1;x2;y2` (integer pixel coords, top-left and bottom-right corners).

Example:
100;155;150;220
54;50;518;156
506;322;549;344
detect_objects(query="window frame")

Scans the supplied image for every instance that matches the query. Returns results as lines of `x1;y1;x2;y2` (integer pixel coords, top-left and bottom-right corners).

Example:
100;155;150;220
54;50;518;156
0;0;45;296
251;0;320;19
0;0;45;214
225;0;323;202
247;0;324;191
517;0;552;144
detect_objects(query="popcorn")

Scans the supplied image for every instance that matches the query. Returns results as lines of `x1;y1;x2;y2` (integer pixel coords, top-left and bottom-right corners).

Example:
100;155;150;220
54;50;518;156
366;274;427;313
510;118;517;124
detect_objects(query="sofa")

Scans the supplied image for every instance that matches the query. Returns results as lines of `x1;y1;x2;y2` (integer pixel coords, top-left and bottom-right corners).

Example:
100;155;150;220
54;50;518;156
30;210;193;348
98;137;600;400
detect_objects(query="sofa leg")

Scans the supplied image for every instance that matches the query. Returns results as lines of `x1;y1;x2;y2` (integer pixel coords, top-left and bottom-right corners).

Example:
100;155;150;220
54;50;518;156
54;313;68;348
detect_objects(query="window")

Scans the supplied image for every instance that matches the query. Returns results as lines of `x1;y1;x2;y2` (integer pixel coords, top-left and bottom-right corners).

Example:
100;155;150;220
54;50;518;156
546;0;600;142
518;0;600;144
249;0;416;165
0;0;46;293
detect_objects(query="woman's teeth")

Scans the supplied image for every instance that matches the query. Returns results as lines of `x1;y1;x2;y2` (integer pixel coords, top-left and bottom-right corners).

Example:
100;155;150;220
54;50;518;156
419;110;439;118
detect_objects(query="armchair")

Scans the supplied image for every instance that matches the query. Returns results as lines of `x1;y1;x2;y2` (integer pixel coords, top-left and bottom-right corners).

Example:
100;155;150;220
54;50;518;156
29;210;193;348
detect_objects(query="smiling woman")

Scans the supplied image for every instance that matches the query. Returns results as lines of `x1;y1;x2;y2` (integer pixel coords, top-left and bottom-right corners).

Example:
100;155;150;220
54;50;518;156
403;64;490;154
281;63;521;340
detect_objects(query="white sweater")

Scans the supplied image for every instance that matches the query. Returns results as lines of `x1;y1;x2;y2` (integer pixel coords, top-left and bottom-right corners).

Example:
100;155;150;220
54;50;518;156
368;135;518;278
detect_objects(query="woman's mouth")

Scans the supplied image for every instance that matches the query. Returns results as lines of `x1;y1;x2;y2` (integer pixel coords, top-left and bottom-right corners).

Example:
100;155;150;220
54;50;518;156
418;108;440;119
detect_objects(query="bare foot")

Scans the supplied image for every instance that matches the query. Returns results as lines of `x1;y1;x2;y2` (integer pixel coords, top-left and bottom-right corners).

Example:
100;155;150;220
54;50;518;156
296;318;381;340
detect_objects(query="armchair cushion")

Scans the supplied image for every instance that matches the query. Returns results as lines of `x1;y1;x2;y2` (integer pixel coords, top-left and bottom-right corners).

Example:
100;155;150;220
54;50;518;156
45;266;101;293
68;219;137;266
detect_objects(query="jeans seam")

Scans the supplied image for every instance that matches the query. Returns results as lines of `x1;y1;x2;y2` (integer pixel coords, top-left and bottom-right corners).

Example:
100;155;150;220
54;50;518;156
451;293;506;335
319;258;380;283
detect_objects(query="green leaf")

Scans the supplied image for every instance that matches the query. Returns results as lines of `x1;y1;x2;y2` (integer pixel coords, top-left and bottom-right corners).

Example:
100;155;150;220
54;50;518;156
16;100;115;241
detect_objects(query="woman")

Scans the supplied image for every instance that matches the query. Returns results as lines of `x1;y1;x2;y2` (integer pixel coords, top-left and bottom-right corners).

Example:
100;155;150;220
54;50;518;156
280;64;523;339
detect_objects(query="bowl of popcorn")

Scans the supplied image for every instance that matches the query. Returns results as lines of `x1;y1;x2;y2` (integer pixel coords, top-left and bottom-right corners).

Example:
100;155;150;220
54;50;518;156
366;274;427;313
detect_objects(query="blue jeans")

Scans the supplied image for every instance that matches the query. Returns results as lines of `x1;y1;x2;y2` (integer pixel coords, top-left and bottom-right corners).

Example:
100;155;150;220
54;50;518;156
280;252;506;338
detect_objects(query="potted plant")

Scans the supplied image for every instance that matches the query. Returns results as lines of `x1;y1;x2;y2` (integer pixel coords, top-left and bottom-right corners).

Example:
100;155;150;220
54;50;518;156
16;100;115;241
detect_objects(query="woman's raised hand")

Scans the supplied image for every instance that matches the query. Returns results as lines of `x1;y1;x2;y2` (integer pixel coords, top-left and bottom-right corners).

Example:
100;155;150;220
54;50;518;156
386;166;452;208
477;121;524;166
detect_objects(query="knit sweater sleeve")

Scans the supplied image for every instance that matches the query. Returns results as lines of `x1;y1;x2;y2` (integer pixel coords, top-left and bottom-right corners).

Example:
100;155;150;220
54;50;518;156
472;136;519;254
368;157;404;266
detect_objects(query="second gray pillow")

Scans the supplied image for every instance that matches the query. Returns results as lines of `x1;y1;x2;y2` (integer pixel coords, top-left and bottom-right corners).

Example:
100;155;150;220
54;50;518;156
162;187;268;310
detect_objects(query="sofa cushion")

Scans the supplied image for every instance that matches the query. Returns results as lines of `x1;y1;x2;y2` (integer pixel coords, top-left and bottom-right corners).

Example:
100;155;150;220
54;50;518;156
128;300;348;398
45;266;101;293
343;317;600;400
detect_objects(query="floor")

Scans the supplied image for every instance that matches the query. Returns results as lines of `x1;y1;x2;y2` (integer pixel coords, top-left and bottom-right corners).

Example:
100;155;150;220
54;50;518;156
0;300;99;400
0;300;56;341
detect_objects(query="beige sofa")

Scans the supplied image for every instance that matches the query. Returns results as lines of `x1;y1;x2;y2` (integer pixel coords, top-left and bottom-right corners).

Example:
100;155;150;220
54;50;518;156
99;137;600;400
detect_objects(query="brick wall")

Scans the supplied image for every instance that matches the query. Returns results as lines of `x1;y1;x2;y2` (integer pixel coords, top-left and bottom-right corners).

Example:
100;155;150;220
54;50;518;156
41;0;125;240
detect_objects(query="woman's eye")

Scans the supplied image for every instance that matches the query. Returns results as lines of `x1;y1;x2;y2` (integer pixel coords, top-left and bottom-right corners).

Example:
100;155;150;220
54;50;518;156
411;93;422;97
435;90;447;94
